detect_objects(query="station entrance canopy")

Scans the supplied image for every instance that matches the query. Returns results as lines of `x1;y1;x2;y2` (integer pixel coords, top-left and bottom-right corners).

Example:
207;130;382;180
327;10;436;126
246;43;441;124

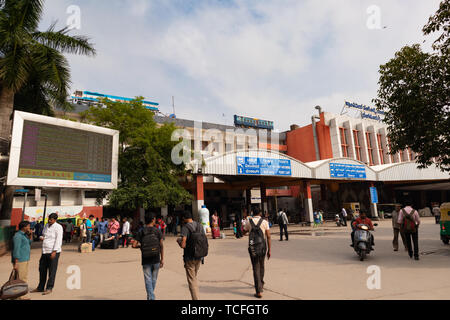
189;151;450;187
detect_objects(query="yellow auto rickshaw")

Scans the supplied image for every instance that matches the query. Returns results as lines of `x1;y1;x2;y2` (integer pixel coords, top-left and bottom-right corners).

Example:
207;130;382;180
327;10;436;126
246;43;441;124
439;203;450;245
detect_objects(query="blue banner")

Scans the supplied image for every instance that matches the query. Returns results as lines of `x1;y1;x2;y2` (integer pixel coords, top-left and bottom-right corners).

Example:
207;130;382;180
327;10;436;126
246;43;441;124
329;163;366;179
370;187;378;204
237;157;292;176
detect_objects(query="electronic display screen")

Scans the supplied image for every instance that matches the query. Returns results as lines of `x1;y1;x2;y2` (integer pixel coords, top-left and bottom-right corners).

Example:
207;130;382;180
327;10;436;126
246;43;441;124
18;120;113;183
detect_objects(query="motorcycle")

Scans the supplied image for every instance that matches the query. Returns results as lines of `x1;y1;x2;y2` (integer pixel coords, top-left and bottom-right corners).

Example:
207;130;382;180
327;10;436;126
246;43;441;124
353;223;377;261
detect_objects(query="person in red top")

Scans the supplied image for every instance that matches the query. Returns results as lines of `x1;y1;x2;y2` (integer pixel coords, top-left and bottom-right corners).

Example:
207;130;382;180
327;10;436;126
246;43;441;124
351;211;375;248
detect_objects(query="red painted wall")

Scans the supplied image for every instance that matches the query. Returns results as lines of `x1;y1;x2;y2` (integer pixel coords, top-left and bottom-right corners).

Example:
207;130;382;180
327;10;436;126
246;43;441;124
286;114;333;163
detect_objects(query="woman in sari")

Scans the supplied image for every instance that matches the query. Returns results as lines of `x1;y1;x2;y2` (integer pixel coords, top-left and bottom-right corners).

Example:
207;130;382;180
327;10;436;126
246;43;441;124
211;211;220;239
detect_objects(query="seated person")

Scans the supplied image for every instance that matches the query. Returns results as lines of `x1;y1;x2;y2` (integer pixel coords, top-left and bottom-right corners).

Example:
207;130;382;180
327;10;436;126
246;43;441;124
351;211;374;248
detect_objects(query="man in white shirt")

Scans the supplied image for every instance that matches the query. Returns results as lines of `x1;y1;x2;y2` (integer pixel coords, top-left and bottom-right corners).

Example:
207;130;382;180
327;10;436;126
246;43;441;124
341;208;348;226
31;213;63;295
121;217;131;248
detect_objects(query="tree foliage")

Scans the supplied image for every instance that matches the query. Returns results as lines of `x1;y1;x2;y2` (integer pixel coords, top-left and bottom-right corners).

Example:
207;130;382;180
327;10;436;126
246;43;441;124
0;1;96;113
374;0;450;170
81;98;192;210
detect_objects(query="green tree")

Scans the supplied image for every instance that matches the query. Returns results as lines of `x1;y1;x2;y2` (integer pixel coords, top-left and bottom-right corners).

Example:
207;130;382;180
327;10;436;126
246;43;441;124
82;98;192;211
0;0;96;221
374;0;450;170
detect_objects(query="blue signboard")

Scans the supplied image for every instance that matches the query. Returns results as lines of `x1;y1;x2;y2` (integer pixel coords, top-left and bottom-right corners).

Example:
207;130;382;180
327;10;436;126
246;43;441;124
330;163;366;179
237;157;291;176
370;187;378;204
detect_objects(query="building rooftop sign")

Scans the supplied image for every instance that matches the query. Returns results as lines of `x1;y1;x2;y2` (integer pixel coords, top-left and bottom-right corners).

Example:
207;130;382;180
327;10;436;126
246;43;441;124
344;101;385;122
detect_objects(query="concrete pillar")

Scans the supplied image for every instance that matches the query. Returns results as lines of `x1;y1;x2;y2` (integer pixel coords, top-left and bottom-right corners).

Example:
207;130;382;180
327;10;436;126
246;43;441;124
261;184;268;215
161;206;168;218
246;189;252;213
369;183;379;220
303;181;314;223
192;174;204;222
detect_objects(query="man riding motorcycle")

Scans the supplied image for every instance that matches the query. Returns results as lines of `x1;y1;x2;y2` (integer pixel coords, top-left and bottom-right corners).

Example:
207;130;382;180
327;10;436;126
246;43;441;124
351;211;375;249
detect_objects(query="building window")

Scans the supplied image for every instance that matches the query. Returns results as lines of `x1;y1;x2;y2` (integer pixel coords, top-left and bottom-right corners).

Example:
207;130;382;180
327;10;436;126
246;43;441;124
387;137;395;163
353;130;362;161
366;132;374;166
377;134;384;165
339;127;349;157
408;148;414;161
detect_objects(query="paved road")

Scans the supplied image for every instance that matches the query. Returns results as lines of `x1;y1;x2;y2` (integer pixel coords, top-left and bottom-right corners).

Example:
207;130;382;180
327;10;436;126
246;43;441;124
0;217;448;300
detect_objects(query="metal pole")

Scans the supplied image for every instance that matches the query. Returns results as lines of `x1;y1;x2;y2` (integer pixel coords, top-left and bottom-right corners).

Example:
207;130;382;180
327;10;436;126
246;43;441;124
21;192;27;221
42;194;47;225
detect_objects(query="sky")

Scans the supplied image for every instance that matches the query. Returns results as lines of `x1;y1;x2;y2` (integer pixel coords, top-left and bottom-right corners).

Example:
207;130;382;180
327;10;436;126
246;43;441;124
41;0;442;131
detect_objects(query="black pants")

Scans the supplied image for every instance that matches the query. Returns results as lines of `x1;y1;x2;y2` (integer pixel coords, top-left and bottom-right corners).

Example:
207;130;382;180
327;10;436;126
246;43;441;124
279;224;288;240
249;254;265;294
342;217;347;226
38;253;60;291
404;231;419;258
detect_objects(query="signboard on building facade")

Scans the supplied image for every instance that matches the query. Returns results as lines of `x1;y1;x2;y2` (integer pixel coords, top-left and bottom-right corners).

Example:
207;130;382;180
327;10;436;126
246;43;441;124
237;157;292;176
329;163;367;179
344;101;385;122
7;111;119;189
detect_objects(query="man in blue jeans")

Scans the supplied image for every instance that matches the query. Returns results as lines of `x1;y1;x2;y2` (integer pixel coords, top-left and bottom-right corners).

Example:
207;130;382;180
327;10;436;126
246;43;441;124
132;212;164;300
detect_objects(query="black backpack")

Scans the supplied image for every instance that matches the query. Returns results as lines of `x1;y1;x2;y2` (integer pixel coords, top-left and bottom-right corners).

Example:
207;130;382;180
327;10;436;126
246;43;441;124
248;218;267;258
140;227;160;259
186;222;209;259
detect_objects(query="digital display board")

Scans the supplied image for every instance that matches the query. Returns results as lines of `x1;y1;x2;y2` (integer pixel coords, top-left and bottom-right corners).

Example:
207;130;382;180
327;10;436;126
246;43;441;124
8;111;119;189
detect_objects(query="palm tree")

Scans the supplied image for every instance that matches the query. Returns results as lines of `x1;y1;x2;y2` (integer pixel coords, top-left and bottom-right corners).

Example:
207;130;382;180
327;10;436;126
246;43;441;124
0;0;96;221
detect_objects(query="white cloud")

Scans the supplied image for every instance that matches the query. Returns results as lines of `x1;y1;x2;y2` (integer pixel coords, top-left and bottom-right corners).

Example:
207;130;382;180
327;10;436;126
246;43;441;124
40;0;443;131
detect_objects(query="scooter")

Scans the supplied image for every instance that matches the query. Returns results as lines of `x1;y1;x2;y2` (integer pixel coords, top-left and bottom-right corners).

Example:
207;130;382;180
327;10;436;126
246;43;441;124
353;223;377;261
335;214;345;227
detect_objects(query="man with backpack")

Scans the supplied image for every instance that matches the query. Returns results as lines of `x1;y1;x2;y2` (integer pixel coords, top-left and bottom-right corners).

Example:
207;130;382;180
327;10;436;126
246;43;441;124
397;200;421;260
277;208;289;241
132;212;164;300
243;207;272;299
177;211;208;300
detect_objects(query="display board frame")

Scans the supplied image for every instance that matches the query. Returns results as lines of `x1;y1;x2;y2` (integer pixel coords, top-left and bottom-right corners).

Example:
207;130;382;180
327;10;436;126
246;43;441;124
7;111;119;189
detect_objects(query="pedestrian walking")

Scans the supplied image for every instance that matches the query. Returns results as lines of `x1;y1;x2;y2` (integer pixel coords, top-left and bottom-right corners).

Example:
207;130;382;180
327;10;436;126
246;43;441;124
11;221;32;300
79;219;87;243
432;203;441;224
277;208;289;241
341;207;348;226
243;207;271;299
31;213;63;295
177;211;208;300
108;217;120;239
132;212;164;300
85;215;94;243
398;200;421;260
97;217;108;243
121;217;131;248
211;211;220;239
392;205;407;251
64;220;73;243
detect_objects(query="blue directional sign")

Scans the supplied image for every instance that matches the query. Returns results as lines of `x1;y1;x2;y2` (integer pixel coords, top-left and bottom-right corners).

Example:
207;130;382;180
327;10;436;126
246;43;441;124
329;163;366;179
237;157;291;176
370;187;378;204
14;189;29;193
